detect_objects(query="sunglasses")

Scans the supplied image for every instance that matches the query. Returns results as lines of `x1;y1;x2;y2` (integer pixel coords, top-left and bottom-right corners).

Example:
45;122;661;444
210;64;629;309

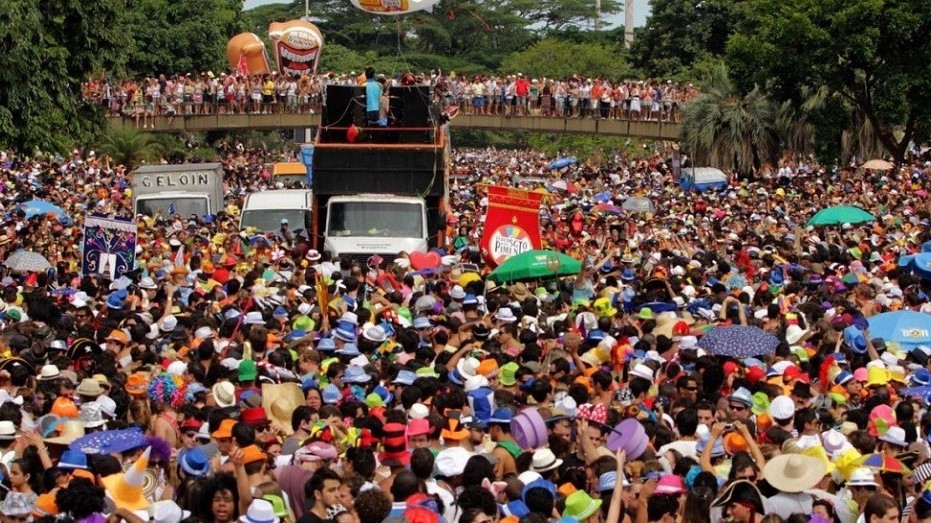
682;386;699;391
729;404;747;412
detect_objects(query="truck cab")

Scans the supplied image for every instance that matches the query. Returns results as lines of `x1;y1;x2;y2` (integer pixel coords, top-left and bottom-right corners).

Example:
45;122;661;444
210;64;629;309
324;194;428;264
240;189;313;232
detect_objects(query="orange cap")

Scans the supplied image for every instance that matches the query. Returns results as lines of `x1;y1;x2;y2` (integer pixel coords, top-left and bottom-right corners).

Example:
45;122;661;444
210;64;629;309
51;397;79;418
477;359;498;377
106;329;129;344
34;493;58;518
212;419;236;439
125;373;149;396
241;444;268;465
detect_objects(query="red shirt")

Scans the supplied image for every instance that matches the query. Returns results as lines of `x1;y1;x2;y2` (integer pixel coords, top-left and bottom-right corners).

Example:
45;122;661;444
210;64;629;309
515;78;530;97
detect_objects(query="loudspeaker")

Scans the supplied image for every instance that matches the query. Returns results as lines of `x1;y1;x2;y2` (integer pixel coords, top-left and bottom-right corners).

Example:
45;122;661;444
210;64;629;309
389;86;432;127
323;86;366;127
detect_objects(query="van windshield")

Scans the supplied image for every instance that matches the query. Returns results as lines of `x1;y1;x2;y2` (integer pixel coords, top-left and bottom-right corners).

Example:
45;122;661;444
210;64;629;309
136;197;207;217
240;210;309;232
327;201;423;238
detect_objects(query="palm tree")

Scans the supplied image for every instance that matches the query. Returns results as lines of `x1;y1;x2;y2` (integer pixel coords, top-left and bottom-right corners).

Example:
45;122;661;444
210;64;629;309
95;129;163;169
681;63;778;175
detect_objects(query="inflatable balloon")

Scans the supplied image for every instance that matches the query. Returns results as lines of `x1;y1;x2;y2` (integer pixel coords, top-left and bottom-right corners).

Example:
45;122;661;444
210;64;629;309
350;0;439;15
268;20;324;76
226;33;271;75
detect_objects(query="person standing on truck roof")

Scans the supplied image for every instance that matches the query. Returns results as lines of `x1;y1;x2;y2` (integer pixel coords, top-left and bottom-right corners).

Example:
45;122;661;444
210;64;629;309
364;66;381;125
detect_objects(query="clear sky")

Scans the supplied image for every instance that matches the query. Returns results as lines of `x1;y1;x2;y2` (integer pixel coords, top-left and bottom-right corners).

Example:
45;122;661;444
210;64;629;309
242;0;652;27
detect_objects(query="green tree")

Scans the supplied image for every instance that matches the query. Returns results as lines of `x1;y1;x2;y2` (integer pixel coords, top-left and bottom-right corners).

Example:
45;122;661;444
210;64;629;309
0;0;127;152
121;0;245;75
500;39;627;80
726;0;931;160
499;0;622;32
680;63;778;173
629;0;745;79
96;129;163;168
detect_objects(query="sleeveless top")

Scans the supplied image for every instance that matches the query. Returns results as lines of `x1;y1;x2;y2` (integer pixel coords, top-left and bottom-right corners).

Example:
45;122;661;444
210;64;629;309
496;439;522;459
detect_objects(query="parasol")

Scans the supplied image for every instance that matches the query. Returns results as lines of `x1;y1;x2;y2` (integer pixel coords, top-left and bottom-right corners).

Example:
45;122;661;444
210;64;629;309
861;159;894;171
69;427;148;455
807;206;875;226
3;250;52;272
621;196;654;213
487;250;582;284
593;204;623;215
867;310;931;349
856;452;911;474
18;199;68;221
697;325;780;358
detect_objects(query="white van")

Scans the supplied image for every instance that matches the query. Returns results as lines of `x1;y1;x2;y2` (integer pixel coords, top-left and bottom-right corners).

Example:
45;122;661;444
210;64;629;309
239;189;313;232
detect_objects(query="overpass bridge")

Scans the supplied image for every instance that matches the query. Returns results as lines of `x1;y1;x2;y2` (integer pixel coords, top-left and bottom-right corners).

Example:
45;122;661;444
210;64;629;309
107;113;682;140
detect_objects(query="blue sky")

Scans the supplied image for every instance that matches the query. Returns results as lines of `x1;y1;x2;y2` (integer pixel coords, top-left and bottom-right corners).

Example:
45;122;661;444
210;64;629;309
242;0;652;27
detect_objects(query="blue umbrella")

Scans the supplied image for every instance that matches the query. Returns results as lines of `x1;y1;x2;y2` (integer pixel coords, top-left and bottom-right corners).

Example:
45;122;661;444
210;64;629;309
70;427;147;455
19;200;67;221
867;310;931;349
697;325;780;358
898;252;931;280
547;157;577;170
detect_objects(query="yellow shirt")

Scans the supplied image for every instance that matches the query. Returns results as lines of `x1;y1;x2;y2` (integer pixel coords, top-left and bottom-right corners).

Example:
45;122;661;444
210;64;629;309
262;80;275;96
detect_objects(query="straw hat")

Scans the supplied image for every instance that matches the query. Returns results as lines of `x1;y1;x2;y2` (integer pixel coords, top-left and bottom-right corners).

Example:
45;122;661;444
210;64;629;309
212;381;236;408
102;447;153;511
262;382;303;436
763;453;827;493
44;420;85;445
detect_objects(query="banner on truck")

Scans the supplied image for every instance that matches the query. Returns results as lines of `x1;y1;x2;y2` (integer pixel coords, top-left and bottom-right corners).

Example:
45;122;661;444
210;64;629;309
479;186;544;267
82;214;138;279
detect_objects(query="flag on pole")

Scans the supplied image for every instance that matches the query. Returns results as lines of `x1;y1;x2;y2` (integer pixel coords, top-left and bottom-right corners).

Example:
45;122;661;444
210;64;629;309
174;245;185;266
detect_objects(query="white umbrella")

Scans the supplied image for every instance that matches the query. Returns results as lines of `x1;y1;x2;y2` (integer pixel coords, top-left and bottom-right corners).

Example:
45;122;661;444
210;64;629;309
3;251;51;272
861;159;894;171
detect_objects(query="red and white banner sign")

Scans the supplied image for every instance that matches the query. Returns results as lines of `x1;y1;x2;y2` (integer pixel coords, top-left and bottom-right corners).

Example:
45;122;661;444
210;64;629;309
480;186;544;267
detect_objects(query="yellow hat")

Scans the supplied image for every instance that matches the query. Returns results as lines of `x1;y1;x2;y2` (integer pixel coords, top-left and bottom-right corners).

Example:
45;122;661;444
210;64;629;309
834;447;863;481
800;445;835;475
866;366;890;387
101;447;152;511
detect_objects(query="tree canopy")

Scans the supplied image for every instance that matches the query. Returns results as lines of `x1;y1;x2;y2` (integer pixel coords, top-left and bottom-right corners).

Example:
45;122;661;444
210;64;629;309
725;0;931;160
0;0;127;152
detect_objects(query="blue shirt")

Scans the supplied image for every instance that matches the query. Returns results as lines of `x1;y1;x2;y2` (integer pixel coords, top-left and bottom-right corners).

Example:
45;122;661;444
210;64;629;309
365;79;382;112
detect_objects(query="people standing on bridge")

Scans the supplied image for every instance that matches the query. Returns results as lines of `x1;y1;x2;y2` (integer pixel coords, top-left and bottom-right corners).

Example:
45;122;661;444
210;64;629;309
364;66;382;125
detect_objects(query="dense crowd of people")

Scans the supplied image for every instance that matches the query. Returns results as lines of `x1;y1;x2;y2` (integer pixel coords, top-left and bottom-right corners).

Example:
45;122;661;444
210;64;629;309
82;71;695;129
0;142;930;523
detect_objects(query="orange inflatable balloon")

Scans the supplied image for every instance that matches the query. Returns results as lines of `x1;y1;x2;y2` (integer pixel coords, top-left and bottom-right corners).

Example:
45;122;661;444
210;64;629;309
268;20;324;76
226;33;271;75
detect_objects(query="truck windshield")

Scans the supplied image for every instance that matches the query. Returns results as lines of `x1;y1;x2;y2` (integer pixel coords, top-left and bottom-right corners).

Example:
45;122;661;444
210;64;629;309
136;197;207;217
241;210;309;232
327;202;423;238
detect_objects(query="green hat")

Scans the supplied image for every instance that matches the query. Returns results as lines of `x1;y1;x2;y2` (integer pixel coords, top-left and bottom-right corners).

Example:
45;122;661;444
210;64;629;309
499;362;519;387
415;366;440;379
397;306;413;323
638;307;655;320
238;359;257;381
564;491;603;521
364;392;385;408
262;495;289;518
293;316;314;331
534;287;548;298
792;346;809;363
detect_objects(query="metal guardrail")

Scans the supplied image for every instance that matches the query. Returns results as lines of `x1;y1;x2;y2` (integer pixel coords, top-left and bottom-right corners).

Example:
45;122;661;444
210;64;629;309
107;113;682;140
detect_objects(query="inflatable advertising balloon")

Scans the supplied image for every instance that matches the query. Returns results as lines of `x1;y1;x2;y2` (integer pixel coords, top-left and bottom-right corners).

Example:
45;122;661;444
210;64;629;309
350;0;440;16
268;20;324;76
226;33;271;75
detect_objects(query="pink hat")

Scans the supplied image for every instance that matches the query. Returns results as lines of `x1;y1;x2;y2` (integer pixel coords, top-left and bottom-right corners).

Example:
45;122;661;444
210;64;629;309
654;474;686;495
868;404;897;437
407;419;431;438
853;367;868;382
